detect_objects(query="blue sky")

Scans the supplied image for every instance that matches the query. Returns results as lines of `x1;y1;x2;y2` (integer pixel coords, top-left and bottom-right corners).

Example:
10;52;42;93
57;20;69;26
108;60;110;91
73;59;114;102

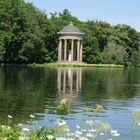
25;0;140;31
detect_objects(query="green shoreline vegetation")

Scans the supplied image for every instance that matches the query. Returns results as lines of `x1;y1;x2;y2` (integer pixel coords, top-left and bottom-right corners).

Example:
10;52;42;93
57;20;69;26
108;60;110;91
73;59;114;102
29;63;124;68
0;0;140;66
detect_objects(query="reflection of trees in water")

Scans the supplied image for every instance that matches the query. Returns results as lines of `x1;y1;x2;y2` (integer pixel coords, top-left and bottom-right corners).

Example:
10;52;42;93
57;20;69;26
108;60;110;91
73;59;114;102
82;68;140;100
0;67;140;124
0;67;56;124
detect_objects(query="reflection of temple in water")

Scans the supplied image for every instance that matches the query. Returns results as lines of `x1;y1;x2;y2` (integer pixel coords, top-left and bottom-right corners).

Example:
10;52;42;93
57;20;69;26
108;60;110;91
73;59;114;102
57;68;82;97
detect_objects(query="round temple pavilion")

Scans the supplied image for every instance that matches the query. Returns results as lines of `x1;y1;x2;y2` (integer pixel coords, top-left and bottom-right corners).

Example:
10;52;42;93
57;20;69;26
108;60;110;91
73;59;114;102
57;22;84;63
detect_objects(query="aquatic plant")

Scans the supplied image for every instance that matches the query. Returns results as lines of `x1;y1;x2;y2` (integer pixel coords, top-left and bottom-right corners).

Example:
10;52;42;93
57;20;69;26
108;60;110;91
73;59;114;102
83;104;104;113
132;110;140;130
56;98;70;115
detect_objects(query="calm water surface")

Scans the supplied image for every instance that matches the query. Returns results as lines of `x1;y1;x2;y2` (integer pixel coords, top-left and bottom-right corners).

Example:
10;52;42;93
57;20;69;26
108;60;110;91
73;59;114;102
0;66;140;140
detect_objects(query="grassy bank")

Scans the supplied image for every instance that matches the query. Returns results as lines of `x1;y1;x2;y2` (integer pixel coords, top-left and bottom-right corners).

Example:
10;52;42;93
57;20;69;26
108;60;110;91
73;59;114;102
29;63;124;68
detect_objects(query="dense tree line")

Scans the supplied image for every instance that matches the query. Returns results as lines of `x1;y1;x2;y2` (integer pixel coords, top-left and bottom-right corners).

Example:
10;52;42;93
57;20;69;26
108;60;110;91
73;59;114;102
0;0;140;66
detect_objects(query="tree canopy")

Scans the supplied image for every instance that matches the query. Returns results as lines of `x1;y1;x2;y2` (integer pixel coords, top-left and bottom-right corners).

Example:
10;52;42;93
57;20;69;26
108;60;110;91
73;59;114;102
0;0;140;66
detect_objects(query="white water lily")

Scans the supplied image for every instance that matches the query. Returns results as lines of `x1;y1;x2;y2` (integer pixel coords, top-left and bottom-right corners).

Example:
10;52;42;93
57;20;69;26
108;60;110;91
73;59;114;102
19;136;29;140
86;133;93;137
76;124;80;129
67;132;72;137
18;123;22;126
22;128;30;132
112;132;120;136
137;122;140;126
111;129;120;136
30;114;35;118
86;120;93;125
26;121;31;124
47;135;54;140
7;126;11;129
8;115;13;119
100;132;104;136
56;119;66;126
79;137;88;140
66;128;70;132
81;129;87;132
56;137;66;140
88;128;96;133
75;130;82;135
111;130;118;134
74;133;80;138
1;125;6;128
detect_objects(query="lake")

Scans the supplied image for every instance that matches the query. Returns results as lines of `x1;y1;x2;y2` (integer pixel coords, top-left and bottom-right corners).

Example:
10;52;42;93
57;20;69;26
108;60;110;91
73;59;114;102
0;66;140;140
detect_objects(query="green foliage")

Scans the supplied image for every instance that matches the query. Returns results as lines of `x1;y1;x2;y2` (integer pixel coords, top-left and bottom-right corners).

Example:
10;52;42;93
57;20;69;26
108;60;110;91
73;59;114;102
0;125;55;140
108;24;140;66
0;0;140;66
102;42;127;64
87;20;111;51
0;126;21;140
31;127;55;140
0;119;119;140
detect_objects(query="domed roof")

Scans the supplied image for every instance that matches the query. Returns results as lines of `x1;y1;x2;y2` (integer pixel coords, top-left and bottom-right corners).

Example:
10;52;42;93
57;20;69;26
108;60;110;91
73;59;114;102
58;22;84;35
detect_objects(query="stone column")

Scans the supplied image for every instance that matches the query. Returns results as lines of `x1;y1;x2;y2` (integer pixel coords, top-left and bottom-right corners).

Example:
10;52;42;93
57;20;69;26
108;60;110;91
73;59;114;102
80;41;83;62
71;39;74;62
57;68;61;93
77;40;80;62
64;39;67;61
58;39;62;61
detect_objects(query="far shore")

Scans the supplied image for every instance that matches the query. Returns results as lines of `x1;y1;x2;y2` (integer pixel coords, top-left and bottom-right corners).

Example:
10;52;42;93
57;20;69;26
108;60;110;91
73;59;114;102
28;63;124;68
